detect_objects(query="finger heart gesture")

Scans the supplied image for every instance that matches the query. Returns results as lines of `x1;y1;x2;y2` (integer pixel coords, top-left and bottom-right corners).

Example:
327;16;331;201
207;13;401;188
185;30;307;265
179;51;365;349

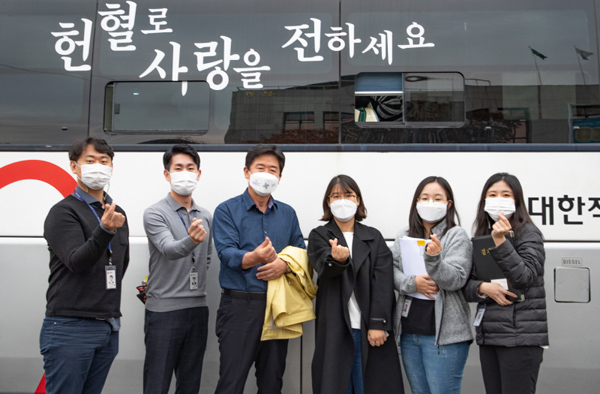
329;238;350;263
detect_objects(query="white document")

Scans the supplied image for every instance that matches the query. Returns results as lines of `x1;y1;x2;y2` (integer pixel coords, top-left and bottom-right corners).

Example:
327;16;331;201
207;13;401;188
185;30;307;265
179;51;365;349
491;278;509;290
399;236;436;300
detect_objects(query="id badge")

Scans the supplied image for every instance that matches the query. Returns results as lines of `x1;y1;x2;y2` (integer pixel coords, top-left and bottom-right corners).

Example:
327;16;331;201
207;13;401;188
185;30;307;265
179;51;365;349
492;278;509;290
401;297;412;318
190;270;199;290
473;305;486;327
105;265;117;290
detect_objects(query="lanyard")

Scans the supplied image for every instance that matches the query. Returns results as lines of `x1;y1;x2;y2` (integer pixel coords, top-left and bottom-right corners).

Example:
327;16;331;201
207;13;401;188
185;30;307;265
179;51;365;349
74;192;113;264
176;209;197;266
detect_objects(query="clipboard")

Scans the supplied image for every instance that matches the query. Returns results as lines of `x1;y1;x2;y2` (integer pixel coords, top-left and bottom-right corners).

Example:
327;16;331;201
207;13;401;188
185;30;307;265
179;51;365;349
400;236;436;300
472;235;524;302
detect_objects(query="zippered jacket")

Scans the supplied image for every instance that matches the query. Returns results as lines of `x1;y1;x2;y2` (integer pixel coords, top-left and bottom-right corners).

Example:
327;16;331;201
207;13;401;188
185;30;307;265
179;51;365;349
392;221;474;347
463;223;549;347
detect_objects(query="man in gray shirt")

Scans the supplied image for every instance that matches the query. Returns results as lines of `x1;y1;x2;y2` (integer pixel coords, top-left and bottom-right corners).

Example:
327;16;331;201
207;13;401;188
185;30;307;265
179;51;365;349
143;144;212;394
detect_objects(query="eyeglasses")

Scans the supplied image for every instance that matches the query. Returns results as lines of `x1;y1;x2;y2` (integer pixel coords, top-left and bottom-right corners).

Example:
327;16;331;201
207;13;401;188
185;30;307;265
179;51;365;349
329;193;357;201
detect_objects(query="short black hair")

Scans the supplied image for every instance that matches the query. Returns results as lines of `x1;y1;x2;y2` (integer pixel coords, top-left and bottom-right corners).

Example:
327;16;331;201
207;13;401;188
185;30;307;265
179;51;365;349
320;175;367;222
245;145;285;174
163;144;201;170
69;137;114;162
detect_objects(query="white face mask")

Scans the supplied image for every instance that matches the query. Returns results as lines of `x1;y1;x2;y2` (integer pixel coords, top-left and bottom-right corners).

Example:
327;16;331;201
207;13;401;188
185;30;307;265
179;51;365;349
249;172;279;196
485;197;516;221
76;163;112;190
416;200;448;223
169;171;198;196
330;199;358;222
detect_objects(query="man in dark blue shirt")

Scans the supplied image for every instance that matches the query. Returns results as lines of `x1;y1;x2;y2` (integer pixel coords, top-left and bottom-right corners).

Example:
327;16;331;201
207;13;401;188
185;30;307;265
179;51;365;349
213;145;305;394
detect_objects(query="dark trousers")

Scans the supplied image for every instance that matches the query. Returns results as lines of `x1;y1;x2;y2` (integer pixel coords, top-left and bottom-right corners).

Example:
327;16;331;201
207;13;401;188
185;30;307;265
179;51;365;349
40;316;118;394
143;306;209;394
479;345;544;394
214;293;289;394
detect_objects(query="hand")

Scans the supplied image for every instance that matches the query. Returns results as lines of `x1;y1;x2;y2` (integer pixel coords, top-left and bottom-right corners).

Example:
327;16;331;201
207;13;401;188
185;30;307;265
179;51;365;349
188;218;207;244
478;282;517;306
414;275;438;300
368;329;387;347
241;237;278;270
101;203;125;232
256;257;288;281
426;234;442;255
329;238;350;263
254;237;278;264
491;212;512;246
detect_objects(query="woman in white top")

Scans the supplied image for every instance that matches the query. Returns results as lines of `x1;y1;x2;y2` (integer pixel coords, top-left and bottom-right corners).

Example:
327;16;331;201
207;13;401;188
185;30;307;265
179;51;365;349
308;175;403;394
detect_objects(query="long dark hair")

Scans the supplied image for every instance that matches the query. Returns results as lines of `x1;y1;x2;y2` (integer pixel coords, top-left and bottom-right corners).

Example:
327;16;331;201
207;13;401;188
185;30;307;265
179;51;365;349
408;176;459;238
474;172;534;237
320;175;367;222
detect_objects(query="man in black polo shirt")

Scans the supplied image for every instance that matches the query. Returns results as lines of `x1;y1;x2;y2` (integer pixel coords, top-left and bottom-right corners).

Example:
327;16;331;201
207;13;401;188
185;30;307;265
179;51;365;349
40;137;129;394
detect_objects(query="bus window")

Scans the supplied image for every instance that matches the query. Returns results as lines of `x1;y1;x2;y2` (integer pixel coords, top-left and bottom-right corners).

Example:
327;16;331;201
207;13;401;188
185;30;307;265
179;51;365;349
354;72;464;127
0;0;95;144
355;73;403;124
225;84;340;144
104;81;210;133
569;104;600;143
404;72;465;126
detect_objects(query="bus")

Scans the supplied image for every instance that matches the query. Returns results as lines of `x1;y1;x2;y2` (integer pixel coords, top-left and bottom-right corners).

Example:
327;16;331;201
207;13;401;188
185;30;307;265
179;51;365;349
1;0;599;392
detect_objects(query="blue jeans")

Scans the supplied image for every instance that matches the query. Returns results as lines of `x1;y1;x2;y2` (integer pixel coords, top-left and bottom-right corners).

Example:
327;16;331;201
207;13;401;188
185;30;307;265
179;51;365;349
400;334;469;394
40;316;119;394
347;329;364;394
143;306;209;394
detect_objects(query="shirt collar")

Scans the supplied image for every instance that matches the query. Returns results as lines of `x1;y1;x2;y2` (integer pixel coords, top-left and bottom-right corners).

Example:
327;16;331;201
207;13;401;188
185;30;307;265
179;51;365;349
242;188;276;212
74;185;112;205
166;192;198;212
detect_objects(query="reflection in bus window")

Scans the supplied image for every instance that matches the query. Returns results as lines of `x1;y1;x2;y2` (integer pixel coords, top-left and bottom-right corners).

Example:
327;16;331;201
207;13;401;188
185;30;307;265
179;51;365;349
225;84;340;144
355;72;404;124
570;104;600;143
403;73;464;126
284;112;315;131
354;72;465;127
3;0;600;145
105;82;210;133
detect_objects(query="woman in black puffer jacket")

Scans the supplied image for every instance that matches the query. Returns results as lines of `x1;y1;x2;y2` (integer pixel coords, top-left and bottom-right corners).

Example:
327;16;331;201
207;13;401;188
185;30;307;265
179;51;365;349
464;173;548;394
